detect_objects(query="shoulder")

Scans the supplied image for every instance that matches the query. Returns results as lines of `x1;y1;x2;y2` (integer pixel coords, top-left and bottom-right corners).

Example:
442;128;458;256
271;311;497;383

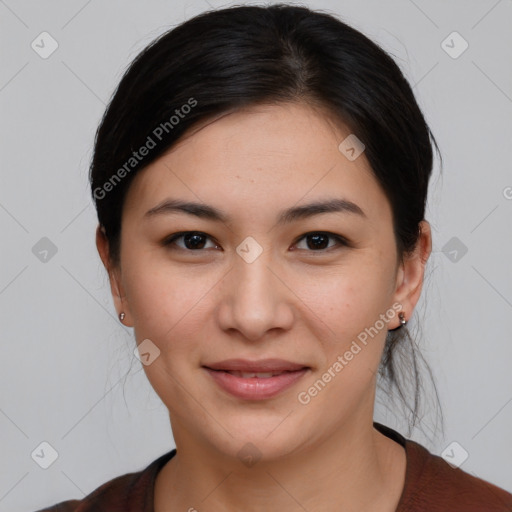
399;437;512;511
35;503;81;512
34;449;176;512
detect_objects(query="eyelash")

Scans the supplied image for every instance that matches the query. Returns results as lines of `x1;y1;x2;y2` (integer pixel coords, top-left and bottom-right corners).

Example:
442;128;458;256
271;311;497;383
162;231;350;253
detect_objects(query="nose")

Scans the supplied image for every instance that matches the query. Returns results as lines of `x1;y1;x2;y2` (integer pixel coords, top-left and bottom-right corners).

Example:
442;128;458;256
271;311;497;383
216;248;295;342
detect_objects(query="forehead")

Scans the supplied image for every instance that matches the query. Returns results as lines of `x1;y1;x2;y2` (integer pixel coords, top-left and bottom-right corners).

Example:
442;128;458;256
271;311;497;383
123;102;391;226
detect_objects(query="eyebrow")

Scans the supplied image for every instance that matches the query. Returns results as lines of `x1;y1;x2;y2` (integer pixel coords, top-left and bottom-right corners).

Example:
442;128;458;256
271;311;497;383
144;197;366;225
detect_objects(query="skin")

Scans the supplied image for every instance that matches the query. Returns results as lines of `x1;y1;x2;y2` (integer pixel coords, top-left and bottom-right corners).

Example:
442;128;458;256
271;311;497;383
96;102;432;512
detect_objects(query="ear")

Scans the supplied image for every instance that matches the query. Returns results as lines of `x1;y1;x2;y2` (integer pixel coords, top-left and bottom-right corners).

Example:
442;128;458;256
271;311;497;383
95;225;133;326
391;220;432;328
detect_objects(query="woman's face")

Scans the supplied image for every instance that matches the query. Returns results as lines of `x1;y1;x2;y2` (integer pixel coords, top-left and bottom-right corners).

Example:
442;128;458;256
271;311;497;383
100;102;430;461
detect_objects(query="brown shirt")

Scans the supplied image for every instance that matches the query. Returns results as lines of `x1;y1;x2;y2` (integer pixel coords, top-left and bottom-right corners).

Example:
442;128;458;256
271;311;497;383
36;422;512;511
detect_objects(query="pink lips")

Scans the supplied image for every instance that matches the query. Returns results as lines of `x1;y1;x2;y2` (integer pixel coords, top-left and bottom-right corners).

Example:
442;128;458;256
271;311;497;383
203;358;309;400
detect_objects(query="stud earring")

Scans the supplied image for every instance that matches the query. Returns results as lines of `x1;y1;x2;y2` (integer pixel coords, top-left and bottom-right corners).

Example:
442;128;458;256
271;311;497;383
119;312;125;322
398;311;407;327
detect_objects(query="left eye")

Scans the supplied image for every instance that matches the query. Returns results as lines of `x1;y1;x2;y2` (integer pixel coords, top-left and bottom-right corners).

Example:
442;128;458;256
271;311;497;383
162;231;348;252
293;232;348;251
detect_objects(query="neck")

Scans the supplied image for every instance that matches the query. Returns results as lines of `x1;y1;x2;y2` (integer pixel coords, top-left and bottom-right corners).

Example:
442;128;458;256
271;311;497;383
154;416;406;512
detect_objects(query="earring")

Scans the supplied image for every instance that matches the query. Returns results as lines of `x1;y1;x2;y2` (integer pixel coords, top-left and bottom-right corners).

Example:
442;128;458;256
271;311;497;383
119;312;125;322
398;311;407;327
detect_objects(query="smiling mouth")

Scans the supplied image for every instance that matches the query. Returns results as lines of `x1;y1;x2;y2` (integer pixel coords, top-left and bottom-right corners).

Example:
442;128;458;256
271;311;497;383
209;369;302;378
203;362;310;400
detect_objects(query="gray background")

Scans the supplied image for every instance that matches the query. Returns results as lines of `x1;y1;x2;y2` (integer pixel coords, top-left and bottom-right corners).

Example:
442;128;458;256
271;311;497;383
1;0;511;510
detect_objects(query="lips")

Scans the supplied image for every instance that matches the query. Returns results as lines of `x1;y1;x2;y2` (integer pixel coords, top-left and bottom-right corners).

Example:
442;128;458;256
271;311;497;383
204;358;308;373
223;370;286;378
203;359;310;400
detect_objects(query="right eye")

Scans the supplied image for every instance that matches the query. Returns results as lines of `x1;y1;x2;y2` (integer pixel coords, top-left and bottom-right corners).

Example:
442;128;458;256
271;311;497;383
162;231;221;251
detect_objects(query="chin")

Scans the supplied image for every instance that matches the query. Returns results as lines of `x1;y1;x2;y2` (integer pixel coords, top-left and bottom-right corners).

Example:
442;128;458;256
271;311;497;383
203;413;309;464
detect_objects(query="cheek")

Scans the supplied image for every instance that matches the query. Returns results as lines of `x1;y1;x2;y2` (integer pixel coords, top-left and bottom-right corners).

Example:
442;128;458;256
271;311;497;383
121;251;209;346
302;262;396;398
309;258;394;332
301;271;392;402
121;259;212;405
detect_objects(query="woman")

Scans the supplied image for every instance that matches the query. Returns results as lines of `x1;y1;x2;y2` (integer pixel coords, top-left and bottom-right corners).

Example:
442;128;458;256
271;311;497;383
37;4;512;511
